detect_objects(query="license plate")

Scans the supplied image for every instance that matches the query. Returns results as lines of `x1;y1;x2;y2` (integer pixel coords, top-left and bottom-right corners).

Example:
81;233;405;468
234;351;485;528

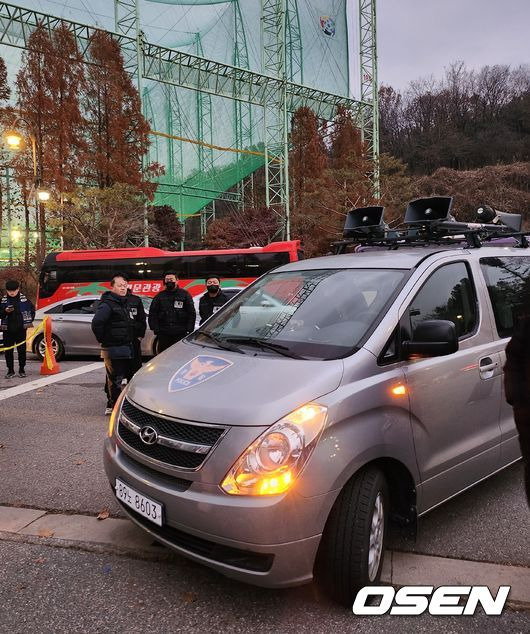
115;479;164;527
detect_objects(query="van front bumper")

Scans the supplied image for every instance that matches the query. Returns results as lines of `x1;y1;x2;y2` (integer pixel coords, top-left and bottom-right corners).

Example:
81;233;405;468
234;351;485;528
104;439;334;588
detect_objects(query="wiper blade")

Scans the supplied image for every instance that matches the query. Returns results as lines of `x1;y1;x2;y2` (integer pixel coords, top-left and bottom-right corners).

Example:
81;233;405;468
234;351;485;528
195;331;245;354
225;337;306;359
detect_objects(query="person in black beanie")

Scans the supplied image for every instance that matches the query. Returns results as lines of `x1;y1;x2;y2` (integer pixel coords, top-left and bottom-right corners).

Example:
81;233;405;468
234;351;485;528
199;275;229;325
504;312;530;506
0;280;35;378
149;271;196;353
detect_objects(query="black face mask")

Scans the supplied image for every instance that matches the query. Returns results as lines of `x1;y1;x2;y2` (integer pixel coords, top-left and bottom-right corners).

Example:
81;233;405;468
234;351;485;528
165;281;176;291
207;285;219;294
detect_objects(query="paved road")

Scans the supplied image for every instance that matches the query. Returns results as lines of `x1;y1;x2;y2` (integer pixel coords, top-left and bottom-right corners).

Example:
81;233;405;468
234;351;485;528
0;357;529;633
1;540;529;634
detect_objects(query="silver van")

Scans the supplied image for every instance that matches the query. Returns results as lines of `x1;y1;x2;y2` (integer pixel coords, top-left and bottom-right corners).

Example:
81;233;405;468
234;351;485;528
104;198;529;605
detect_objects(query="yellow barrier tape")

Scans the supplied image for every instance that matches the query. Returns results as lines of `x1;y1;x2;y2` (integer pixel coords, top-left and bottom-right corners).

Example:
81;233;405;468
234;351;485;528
0;320;45;353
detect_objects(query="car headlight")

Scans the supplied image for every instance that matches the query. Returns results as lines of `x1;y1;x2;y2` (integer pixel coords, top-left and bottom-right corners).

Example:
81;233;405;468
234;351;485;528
221;403;327;496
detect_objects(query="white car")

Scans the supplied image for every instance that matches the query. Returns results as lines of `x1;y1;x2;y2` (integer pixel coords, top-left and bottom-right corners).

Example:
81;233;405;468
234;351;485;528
28;295;157;361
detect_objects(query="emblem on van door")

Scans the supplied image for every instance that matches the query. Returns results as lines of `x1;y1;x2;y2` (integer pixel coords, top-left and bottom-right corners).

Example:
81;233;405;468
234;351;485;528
139;426;158;445
168;355;233;392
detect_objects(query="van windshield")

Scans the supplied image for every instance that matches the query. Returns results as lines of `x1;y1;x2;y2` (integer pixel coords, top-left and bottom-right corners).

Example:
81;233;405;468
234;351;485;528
193;268;406;360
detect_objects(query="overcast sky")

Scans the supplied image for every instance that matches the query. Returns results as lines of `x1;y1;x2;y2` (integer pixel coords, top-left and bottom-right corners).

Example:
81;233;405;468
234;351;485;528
376;0;529;90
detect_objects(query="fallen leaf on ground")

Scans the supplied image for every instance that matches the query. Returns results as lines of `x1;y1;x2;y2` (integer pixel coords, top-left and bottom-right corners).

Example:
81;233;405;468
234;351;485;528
0;443;4;448
34;557;46;564
75;459;86;465
36;390;44;394
96;511;110;521
182;592;198;604
37;529;54;538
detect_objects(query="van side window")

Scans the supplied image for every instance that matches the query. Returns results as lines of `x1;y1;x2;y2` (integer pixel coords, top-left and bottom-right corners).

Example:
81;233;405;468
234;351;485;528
480;256;530;338
408;262;477;339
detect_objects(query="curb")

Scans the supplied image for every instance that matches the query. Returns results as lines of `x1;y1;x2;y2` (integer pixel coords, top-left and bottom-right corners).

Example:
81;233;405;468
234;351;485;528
1;504;529;608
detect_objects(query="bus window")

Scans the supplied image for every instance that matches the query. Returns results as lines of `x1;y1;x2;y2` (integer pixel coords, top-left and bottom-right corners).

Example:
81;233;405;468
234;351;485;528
244;253;290;276
39;269;59;298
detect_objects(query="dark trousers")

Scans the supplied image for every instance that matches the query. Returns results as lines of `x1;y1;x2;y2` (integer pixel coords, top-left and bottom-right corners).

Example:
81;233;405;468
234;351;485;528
104;357;136;407
4;330;27;372
104;341;142;406
157;333;185;353
514;406;530;506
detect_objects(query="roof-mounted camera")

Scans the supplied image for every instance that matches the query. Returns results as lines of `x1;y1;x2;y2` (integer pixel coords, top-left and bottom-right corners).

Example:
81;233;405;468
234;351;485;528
476;204;522;232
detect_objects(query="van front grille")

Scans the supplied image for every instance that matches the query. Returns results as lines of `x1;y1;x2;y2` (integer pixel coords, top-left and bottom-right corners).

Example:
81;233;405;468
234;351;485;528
117;398;226;470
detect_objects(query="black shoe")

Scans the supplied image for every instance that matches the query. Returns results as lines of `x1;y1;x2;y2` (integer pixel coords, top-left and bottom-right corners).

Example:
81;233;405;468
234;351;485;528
5;371;15;379
18;370;26;378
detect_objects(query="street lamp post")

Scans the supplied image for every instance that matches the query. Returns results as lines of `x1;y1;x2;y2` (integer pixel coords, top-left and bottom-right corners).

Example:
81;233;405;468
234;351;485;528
3;118;50;260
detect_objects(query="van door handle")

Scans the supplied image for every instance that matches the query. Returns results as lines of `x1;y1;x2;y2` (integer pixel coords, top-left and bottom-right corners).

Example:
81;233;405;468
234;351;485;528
479;357;498;373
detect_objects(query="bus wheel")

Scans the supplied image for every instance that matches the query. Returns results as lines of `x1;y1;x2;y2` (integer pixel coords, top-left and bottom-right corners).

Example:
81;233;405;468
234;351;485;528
315;467;388;606
34;334;65;362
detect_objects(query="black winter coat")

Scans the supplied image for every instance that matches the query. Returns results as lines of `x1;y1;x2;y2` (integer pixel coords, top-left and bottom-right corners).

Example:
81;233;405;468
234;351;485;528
125;291;147;339
91;291;146;348
199;291;229;325
148;287;196;337
504;316;530;408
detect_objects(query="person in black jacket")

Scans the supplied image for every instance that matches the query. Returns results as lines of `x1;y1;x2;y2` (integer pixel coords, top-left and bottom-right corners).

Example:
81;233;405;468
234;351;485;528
199;275;229;325
149;271;196;353
0;279;35;378
91;274;146;414
504;312;530;506
126;289;147;374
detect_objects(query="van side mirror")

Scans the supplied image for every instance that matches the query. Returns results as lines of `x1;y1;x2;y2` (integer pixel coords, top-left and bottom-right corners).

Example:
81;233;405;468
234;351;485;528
402;320;458;358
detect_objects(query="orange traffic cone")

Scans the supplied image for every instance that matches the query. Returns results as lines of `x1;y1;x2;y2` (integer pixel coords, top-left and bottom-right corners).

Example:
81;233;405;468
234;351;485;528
40;315;60;375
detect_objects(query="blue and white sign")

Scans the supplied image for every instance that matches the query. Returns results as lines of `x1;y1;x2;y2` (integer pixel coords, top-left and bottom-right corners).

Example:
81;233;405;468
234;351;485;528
168;355;233;392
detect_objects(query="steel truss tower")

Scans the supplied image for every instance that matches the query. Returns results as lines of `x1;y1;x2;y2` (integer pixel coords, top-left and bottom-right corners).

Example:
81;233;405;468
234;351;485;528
0;0;378;242
359;0;379;197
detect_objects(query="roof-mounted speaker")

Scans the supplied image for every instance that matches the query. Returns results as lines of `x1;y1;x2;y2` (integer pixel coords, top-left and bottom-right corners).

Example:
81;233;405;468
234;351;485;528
404;197;454;225
343;206;386;238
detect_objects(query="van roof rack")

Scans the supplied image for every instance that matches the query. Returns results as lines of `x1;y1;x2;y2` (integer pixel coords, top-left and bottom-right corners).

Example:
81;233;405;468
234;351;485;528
333;198;528;254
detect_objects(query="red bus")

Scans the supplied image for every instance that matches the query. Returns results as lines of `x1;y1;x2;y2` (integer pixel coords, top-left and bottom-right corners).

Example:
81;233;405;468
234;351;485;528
37;241;302;309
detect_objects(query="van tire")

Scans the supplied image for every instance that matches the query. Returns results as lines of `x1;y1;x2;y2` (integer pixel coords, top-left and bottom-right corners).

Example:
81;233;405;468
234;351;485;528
315;467;388;606
34;334;65;362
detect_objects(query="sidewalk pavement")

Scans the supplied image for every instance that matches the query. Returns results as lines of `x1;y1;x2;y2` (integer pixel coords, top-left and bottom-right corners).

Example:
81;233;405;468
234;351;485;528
1;504;529;609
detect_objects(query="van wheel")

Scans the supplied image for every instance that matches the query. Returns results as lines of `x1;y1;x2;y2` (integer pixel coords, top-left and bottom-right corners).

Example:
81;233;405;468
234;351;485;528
315;467;388;606
34;334;65;362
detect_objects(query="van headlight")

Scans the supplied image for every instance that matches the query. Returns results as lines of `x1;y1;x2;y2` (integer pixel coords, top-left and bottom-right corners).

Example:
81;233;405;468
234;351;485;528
108;390;127;438
221;404;327;496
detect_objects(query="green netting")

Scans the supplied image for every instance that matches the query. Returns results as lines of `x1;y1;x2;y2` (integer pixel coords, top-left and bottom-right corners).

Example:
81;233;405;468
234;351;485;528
1;1;351;227
140;0;349;218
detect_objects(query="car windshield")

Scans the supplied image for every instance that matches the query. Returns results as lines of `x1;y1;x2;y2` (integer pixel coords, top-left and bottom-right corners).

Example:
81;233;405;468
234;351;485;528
192;269;406;360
